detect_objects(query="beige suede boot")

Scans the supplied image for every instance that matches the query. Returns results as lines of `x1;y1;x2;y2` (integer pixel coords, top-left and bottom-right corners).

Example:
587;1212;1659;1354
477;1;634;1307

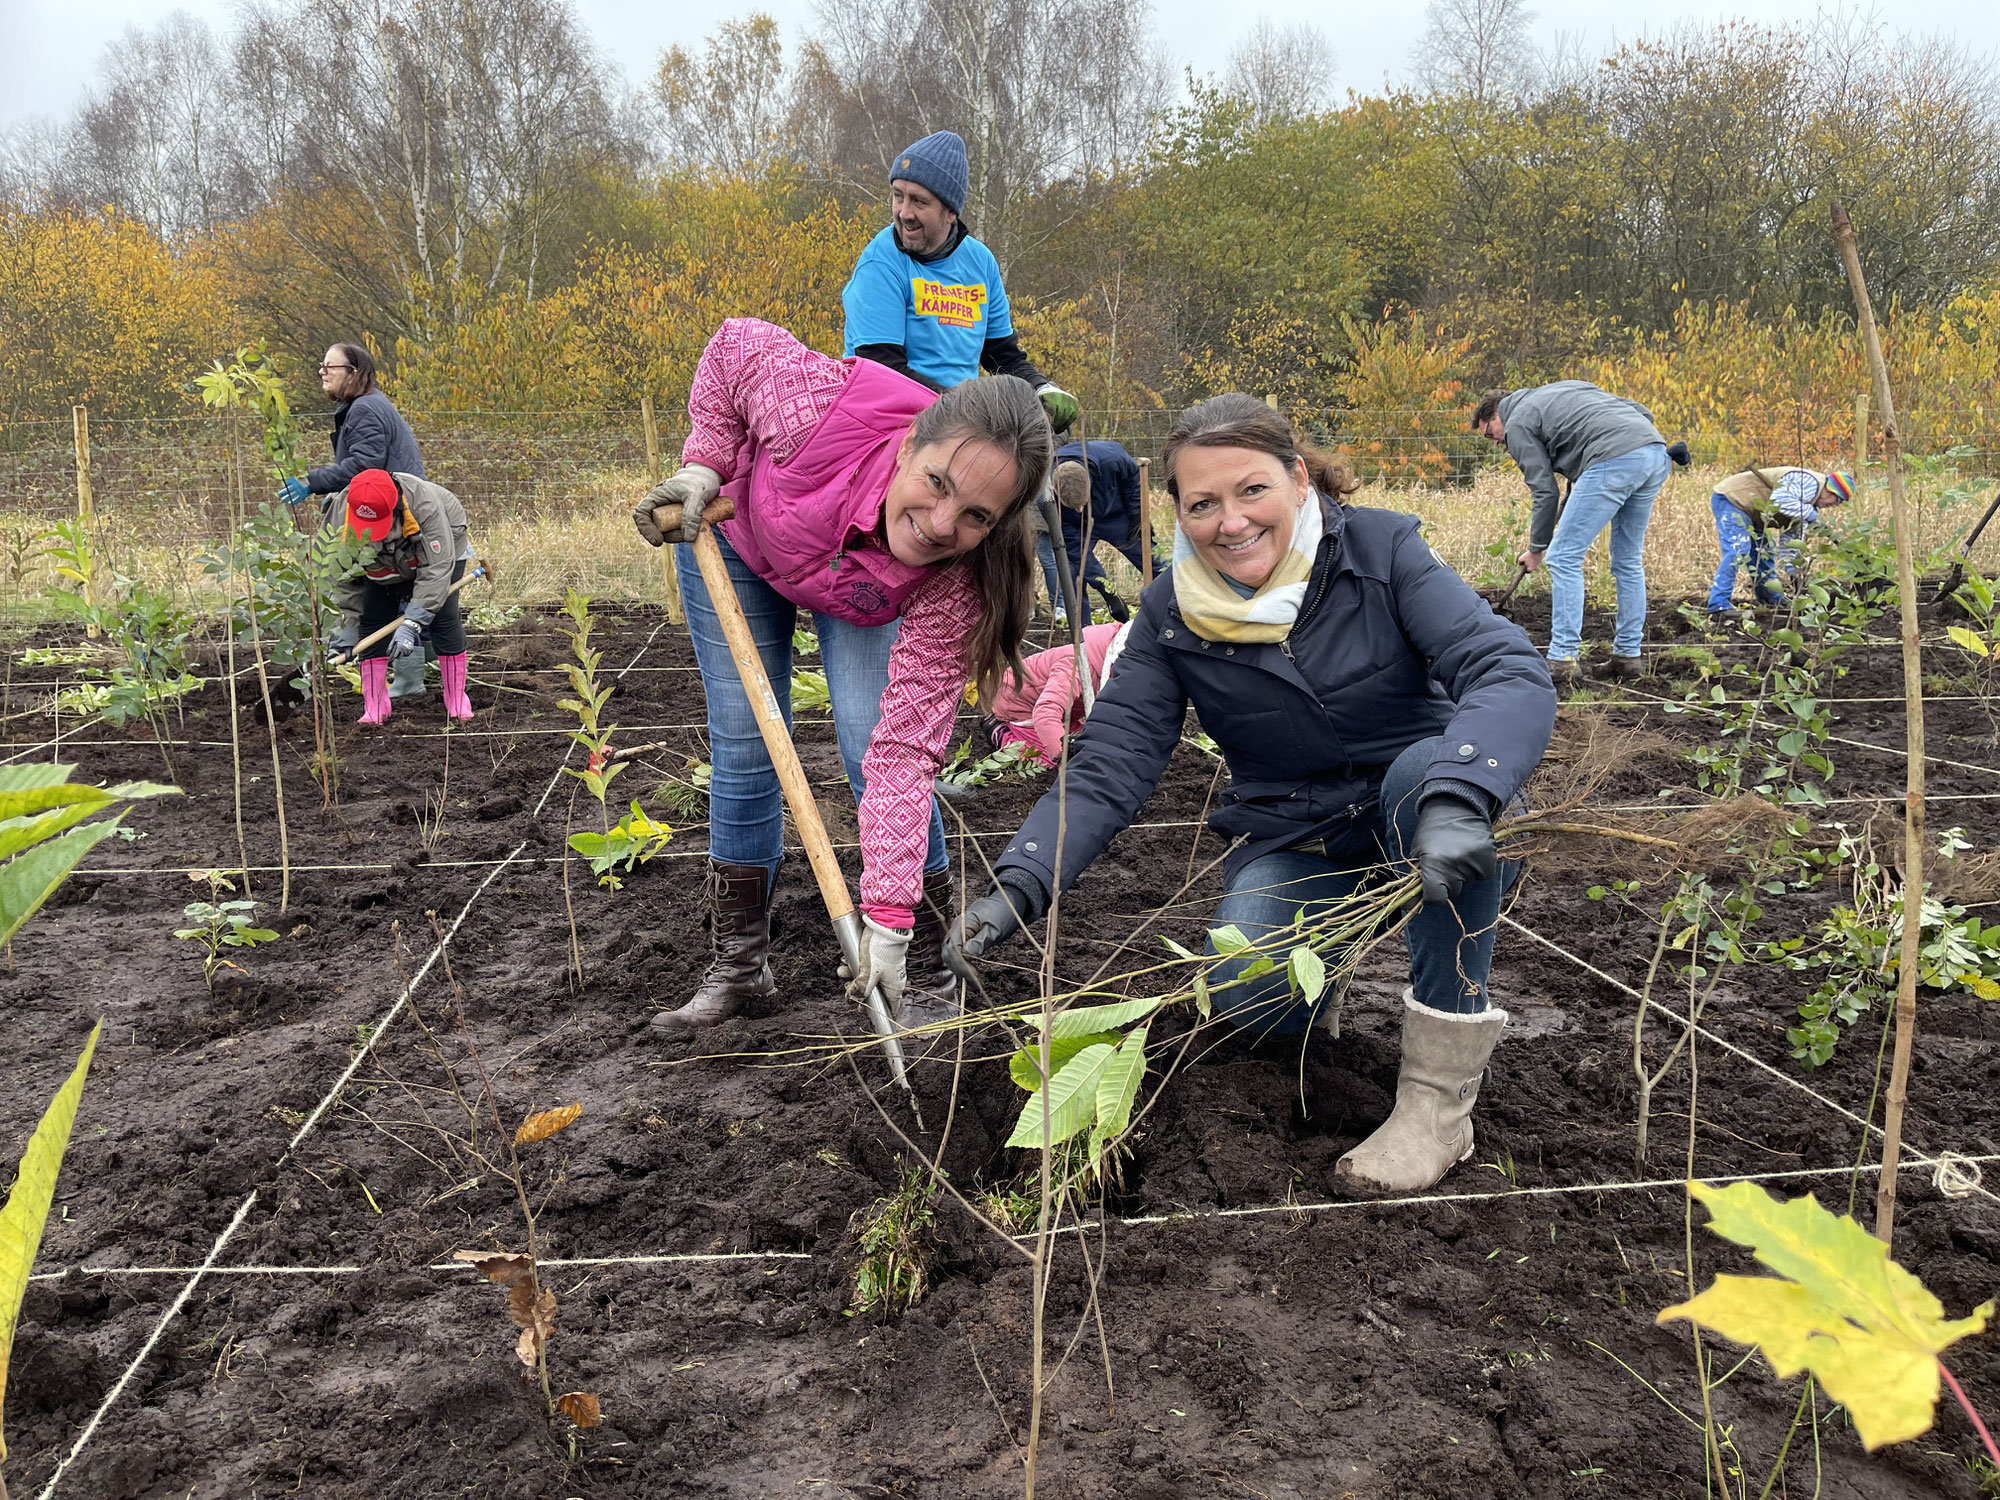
1335;990;1507;1194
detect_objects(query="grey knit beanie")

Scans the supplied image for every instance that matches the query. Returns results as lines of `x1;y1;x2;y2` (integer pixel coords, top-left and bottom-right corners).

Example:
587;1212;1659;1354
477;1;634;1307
890;131;968;217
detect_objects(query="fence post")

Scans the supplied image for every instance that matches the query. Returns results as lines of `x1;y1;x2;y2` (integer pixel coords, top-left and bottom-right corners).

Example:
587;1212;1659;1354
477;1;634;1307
1137;457;1153;587
641;394;685;626
72;404;99;636
1854;391;1870;468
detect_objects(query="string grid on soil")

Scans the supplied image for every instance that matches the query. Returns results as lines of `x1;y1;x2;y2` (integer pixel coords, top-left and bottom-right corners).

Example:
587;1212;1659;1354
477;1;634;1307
1;595;1996;1499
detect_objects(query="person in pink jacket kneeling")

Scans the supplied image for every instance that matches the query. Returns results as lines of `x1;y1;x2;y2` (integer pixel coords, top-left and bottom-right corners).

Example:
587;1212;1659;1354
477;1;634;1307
981;621;1131;763
632;318;1052;1038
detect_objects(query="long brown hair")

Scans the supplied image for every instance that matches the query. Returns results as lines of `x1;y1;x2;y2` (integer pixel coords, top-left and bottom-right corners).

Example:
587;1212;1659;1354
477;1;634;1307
1161;394;1359;504
904;376;1051;699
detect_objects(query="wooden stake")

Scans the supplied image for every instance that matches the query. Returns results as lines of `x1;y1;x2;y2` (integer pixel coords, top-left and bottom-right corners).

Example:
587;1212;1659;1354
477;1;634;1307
1854;391;1871;468
643;394;685;626
1832;201;1926;1248
641;393;662;484
72;405;98;637
1137;457;1153;587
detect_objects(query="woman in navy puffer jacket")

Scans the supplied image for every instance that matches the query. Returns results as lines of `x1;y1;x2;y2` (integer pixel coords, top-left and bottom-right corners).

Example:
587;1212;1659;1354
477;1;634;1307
947;394;1556;1196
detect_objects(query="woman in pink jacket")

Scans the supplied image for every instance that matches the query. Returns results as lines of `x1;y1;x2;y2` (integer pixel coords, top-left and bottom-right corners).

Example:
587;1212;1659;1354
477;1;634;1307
982;621;1130;762
631;318;1052;1039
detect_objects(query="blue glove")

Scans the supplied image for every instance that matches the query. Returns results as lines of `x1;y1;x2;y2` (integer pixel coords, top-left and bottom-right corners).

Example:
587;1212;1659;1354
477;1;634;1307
279;477;311;506
387;619;423;661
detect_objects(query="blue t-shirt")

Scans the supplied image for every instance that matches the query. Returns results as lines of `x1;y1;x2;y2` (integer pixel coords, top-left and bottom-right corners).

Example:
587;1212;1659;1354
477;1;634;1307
841;225;1014;388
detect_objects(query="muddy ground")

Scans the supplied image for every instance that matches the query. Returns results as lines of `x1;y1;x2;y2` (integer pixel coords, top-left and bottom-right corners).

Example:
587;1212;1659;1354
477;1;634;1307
4;584;1999;1500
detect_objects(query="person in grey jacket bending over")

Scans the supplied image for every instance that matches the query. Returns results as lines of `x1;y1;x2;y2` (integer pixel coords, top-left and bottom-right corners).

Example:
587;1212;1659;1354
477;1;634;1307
947;394;1556;1195
1473;382;1669;684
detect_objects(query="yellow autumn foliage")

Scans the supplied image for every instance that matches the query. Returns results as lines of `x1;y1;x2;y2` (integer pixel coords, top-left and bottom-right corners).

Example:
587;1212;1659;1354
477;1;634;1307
384;176;875;416
0;208;239;426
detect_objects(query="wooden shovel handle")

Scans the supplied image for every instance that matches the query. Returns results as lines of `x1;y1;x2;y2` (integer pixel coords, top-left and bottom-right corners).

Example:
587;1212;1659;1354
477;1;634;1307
334;559;489;663
680;521;852;925
651;495;738;534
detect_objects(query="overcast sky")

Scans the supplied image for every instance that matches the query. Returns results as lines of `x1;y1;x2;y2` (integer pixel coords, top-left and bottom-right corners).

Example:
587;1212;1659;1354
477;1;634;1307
2;0;1994;130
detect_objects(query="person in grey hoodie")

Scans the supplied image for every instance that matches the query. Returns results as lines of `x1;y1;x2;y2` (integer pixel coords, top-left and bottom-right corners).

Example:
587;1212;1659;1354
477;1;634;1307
1472;382;1669;683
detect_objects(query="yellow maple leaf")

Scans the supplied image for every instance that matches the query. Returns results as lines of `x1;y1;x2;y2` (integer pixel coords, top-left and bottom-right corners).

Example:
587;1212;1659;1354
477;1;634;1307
1658;1181;1993;1450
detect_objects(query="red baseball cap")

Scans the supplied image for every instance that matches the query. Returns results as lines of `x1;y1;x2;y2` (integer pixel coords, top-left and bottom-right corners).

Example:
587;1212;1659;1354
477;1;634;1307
346;470;399;542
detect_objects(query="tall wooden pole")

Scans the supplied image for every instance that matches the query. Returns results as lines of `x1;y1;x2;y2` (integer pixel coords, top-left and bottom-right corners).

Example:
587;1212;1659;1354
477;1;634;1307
1831;202;1926;1247
1137;456;1153;587
72;405;98;637
1853;391;1871;469
642;394;684;626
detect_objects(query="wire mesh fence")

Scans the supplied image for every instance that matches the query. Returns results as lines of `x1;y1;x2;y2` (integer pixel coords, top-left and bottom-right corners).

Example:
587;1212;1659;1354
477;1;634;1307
0;401;1995;609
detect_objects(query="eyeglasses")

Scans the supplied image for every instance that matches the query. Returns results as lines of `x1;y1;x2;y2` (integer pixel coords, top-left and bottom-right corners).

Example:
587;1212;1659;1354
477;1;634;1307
317;362;354;374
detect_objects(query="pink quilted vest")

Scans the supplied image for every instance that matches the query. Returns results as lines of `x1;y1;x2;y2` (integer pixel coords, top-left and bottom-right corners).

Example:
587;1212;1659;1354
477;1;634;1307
718;358;942;626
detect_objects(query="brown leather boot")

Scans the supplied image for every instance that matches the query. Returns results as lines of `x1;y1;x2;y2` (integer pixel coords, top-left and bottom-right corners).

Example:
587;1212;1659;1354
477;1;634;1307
651;860;775;1038
896;869;962;1031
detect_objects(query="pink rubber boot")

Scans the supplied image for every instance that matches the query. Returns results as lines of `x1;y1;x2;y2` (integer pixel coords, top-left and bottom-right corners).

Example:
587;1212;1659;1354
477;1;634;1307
439;652;473;721
360;656;392;726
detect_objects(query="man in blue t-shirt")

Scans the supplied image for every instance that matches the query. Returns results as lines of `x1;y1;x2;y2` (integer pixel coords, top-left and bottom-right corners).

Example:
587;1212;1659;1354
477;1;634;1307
842;130;1077;430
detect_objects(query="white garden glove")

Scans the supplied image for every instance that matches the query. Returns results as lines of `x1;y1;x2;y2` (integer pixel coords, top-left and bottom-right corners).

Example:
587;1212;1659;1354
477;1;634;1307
843;916;911;1015
632;463;723;546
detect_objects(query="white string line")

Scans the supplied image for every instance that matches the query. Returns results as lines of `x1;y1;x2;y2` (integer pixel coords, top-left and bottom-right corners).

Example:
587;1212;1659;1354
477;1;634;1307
277;843;529;1160
73;820;1216;880
29;1249;812;1282
37;1152;1999;1288
31;627;670;1498
33;1192;260;1500
1590;790;2000;813
1501;915;1907;1146
1614;684;2000;781
1037;1153;2000;1238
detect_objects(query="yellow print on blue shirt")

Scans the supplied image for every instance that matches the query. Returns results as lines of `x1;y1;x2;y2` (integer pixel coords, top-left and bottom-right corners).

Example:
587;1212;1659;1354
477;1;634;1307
911;277;988;330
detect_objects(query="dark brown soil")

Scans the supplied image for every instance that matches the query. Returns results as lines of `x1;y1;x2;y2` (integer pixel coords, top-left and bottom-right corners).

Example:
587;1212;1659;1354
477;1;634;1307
4;589;1998;1500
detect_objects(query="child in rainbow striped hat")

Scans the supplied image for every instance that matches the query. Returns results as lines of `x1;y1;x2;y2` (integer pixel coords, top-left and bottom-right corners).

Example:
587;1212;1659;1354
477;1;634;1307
1706;465;1854;620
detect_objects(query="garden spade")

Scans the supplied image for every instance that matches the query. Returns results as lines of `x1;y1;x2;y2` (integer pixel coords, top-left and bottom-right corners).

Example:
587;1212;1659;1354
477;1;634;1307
1940;482;2000;603
329;558;493;664
1492;563;1529;616
648;495;919;1112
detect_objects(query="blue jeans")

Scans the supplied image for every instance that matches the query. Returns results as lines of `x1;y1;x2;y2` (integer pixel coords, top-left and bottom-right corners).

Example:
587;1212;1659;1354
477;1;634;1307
677;533;947;882
1707;494;1793;611
1034;531;1066;618
1545;443;1670;660
1206;737;1510;1035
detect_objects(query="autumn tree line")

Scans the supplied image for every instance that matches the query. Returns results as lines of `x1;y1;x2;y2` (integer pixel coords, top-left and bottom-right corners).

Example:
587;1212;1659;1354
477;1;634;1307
4;0;1999;475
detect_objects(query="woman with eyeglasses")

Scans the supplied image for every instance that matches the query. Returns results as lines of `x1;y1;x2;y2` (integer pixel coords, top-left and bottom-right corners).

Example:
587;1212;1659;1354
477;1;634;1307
630;317;1052;1042
282;344;432;698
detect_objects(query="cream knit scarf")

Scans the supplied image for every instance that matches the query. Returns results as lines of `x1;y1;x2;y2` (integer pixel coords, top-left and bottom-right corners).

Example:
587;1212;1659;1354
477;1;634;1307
1169;491;1324;643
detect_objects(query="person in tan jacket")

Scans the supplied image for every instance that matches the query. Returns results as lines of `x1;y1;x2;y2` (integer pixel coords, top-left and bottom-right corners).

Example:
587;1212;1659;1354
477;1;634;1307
323;468;475;724
1707;466;1853;621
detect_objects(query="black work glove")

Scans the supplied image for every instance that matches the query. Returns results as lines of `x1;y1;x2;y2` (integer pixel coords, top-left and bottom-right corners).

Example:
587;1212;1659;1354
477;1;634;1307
1410;794;1497;906
944;869;1049;978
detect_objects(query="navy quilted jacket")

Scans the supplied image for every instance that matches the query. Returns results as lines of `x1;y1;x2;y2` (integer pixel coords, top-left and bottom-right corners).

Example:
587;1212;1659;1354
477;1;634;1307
994;501;1556;897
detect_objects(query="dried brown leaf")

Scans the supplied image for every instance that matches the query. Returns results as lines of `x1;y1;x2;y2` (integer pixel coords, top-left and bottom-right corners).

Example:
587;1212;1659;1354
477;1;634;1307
454;1250;534;1287
515;1102;582;1145
516;1325;541;1369
558;1391;602;1428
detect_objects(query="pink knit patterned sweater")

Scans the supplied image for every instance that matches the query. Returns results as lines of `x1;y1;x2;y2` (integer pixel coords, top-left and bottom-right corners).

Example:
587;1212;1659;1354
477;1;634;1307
681;318;977;928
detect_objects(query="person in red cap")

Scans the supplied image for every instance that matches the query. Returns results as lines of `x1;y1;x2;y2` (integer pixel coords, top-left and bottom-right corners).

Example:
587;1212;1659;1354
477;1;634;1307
325;468;475;724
